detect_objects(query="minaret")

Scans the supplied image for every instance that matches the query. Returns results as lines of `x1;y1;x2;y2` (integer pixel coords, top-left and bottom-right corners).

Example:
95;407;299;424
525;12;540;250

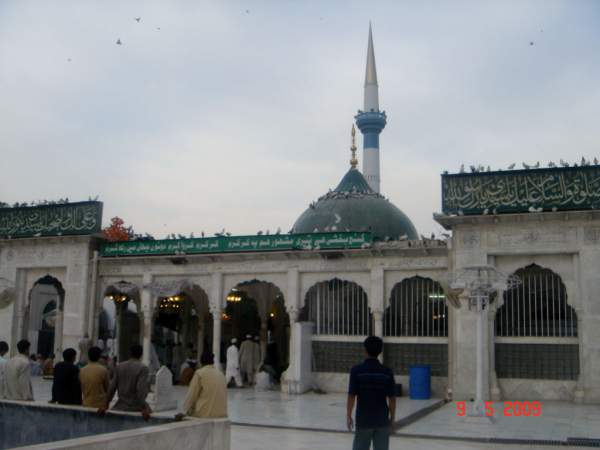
355;23;386;193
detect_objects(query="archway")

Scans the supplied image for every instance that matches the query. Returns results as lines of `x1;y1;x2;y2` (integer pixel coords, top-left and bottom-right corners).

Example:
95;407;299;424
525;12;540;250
25;275;64;358
151;283;212;382
495;264;579;380
224;280;290;381
299;279;371;374
383;276;448;378
100;281;141;363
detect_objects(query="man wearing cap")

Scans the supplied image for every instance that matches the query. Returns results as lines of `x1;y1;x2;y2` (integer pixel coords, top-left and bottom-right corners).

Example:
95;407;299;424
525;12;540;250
225;338;242;388
239;335;255;385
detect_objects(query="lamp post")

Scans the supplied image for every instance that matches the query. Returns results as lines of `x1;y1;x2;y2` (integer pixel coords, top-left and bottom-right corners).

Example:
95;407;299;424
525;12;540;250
450;266;520;418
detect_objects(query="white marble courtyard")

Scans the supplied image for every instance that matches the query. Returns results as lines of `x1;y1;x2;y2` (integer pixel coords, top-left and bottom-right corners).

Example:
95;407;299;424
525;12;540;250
29;377;600;449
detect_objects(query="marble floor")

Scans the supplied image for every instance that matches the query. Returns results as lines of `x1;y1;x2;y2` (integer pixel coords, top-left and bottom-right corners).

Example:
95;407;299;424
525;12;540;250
30;378;600;447
230;425;573;450
32;377;440;431
399;401;600;443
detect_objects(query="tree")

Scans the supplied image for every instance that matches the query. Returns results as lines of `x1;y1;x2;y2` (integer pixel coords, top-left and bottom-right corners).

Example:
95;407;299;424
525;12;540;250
102;217;130;242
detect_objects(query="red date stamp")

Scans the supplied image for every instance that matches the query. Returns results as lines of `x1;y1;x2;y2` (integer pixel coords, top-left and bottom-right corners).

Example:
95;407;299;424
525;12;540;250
456;401;542;417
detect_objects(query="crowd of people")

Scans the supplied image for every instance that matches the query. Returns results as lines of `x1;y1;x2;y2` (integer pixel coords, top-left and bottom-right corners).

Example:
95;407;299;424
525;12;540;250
0;339;228;422
1;335;397;450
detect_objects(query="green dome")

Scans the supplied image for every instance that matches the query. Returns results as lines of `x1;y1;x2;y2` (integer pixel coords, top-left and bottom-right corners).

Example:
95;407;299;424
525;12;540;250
292;168;418;240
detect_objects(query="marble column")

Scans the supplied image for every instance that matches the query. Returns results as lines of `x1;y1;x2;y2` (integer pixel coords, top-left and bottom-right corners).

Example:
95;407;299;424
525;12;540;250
54;309;64;356
210;273;224;371
489;298;501;401
196;315;205;358
141;274;154;367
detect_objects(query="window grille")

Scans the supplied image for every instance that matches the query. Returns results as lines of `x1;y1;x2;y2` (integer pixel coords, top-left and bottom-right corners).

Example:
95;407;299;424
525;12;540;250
384;276;448;337
495;264;579;380
496;264;577;337
303;279;372;336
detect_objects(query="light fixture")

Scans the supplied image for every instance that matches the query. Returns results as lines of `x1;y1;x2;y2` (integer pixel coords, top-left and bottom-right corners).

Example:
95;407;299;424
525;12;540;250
227;292;242;302
269;312;275;318
428;293;446;300
159;294;183;311
109;294;128;303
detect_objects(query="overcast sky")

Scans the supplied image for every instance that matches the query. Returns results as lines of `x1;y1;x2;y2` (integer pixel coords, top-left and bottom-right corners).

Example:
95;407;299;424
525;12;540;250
1;1;599;238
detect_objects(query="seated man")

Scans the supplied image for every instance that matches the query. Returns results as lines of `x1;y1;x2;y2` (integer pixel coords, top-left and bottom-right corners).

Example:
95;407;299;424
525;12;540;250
180;352;227;419
51;348;82;405
80;346;110;409
106;345;151;419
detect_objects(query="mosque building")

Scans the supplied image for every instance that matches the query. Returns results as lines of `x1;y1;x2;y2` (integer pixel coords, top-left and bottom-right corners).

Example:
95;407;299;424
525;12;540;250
1;26;599;404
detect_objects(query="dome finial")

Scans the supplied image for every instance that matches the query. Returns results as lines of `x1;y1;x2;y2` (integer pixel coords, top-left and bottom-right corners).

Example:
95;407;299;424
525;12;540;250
350;124;358;168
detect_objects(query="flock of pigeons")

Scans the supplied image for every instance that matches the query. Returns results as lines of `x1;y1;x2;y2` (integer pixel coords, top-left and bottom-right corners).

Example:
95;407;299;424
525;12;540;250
1;195;101;209
457;157;599;174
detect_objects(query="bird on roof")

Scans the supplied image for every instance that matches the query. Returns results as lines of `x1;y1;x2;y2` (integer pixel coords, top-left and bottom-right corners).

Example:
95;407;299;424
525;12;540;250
470;165;477;173
522;163;531;169
548;161;556;168
508;163;516;170
560;159;569;167
595;157;599;165
201;231;205;238
257;230;263;235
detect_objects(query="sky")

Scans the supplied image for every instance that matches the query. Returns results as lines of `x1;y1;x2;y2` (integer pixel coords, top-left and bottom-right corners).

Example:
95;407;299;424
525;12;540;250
1;0;599;238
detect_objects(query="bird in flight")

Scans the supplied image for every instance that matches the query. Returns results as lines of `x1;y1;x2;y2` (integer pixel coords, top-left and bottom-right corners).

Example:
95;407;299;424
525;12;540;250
135;17;141;22
529;41;534;46
116;38;122;45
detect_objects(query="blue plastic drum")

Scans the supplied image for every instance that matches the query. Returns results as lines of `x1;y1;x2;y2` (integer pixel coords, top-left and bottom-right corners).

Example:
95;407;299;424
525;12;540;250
409;365;431;399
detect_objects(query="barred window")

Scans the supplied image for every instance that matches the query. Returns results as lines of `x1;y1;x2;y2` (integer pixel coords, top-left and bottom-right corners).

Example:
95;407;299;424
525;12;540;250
302;279;372;336
496;264;577;337
495;264;579;380
384;276;448;337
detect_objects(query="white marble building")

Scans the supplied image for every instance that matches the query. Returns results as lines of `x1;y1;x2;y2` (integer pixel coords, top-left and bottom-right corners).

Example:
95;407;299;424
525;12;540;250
1;26;598;406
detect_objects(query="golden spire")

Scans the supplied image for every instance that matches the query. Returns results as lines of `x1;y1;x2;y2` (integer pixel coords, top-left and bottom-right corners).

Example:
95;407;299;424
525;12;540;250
350;124;358;168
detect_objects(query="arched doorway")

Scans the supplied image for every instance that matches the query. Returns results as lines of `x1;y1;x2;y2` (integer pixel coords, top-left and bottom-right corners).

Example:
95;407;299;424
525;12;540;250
495;264;579;381
25;275;65;358
100;281;141;363
300;279;372;374
383;276;449;391
151;283;212;381
224;280;290;381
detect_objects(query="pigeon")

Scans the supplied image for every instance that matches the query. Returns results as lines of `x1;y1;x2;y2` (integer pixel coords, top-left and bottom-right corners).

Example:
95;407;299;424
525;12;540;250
116;39;122;45
470;165;477;173
508;163;516;170
486;166;491;172
225;232;231;236
560;159;569;167
548;161;556;168
533;162;540;169
594;157;599;165
245;9;250;13
201;231;205;238
67;58;72;62
522;163;531;169
530;41;534;46
257;231;263;235
276;227;281;234
135;17;141;22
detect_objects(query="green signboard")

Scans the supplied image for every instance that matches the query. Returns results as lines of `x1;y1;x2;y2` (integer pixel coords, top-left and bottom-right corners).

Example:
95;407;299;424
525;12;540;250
101;232;373;257
0;201;103;238
442;166;600;215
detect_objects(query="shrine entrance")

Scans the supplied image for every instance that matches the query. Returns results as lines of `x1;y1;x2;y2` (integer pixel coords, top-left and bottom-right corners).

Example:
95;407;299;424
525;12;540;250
25;275;64;358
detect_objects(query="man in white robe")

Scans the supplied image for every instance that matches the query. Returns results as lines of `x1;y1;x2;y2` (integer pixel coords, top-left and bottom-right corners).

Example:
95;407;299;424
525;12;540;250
4;339;34;401
239;335;256;385
225;339;242;388
0;341;9;399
